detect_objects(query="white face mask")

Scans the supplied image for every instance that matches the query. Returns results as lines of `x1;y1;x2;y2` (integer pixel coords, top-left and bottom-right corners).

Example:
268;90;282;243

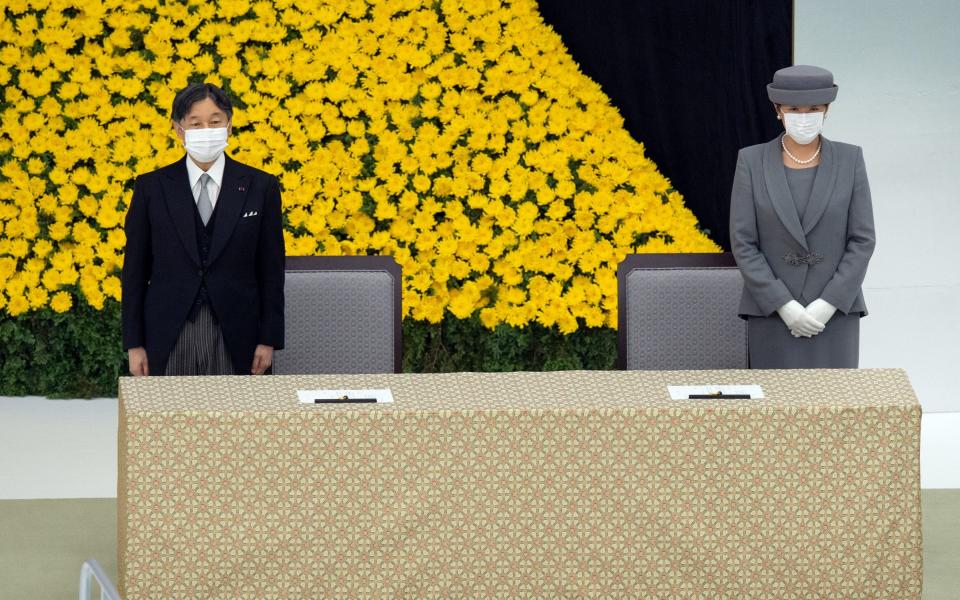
182;127;229;163
782;111;824;145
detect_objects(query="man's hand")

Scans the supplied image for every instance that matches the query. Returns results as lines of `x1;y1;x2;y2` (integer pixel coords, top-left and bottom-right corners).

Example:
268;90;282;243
128;347;149;376
251;344;274;375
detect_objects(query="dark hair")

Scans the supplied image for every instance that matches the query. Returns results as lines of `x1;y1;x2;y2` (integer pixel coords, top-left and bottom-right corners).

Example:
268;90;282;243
171;82;233;123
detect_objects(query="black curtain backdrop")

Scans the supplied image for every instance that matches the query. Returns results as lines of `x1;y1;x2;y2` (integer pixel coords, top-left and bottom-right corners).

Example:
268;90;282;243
536;0;793;250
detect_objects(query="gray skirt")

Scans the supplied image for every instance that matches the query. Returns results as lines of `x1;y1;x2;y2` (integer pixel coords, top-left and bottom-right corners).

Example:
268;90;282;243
747;313;860;369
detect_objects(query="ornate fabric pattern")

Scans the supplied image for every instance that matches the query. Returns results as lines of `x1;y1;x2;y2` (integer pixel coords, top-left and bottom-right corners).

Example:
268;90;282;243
119;368;921;599
624;267;747;370
273;270;396;375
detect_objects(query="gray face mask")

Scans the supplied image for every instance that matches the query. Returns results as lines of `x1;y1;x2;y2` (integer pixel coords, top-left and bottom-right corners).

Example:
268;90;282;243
782;112;824;145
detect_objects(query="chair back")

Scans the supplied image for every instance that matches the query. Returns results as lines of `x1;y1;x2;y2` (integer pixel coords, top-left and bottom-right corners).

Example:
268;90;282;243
617;253;747;370
274;256;402;374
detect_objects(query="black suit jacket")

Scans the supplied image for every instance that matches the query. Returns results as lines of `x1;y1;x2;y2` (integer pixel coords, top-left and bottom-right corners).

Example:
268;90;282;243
121;155;285;375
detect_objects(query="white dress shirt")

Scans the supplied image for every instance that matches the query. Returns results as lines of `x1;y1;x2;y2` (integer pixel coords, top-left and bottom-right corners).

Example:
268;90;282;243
185;153;225;210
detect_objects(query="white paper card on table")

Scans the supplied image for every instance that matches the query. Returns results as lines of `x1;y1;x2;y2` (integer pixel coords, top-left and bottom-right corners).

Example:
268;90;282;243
667;385;764;400
297;388;394;404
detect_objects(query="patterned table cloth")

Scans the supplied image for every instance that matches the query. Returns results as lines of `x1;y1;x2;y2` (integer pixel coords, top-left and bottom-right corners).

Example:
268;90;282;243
118;368;921;599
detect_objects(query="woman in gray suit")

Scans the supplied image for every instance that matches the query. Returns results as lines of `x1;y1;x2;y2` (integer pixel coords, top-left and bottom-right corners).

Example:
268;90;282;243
730;65;875;368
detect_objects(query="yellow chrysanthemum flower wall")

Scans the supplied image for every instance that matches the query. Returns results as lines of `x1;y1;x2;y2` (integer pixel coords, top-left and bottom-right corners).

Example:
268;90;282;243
0;0;719;332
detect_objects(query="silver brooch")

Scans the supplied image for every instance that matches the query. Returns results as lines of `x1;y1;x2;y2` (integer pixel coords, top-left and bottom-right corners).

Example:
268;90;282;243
783;251;824;266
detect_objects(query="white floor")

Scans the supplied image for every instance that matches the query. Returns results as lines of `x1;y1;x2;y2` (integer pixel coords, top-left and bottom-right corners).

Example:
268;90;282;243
0;396;119;499
1;395;957;499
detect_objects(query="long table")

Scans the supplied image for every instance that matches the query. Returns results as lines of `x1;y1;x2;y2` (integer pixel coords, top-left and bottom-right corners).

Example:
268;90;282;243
118;369;922;598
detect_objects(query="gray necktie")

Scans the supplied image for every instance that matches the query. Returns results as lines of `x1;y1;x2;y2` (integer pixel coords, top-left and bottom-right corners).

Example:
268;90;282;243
197;173;213;225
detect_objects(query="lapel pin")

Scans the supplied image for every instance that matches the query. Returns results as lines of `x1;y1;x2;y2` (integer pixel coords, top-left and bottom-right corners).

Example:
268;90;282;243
238;185;246;192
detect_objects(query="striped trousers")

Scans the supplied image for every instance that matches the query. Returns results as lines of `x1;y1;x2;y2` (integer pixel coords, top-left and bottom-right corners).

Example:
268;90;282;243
164;303;236;375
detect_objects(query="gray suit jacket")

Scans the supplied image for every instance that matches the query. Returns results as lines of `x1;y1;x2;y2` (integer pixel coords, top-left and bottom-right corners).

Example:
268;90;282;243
729;136;875;318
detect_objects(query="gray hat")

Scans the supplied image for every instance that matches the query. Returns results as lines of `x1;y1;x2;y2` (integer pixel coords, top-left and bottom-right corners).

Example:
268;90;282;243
767;65;838;105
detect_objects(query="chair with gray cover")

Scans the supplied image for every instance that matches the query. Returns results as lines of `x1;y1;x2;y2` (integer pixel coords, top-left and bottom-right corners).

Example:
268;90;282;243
617;253;747;370
273;256;402;374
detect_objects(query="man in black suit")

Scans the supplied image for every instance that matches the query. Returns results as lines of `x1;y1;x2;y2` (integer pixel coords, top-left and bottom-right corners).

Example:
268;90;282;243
122;83;285;376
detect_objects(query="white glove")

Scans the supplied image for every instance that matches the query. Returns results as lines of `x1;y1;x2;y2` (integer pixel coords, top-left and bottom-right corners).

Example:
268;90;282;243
776;299;824;338
805;298;837;328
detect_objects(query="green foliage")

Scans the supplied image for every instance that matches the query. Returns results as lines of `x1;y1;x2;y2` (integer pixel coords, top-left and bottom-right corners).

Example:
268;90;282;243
0;301;127;398
0;302;619;398
402;316;617;373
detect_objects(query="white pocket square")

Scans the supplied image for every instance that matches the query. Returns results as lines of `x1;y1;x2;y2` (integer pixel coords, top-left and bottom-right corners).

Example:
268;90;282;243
242;211;259;218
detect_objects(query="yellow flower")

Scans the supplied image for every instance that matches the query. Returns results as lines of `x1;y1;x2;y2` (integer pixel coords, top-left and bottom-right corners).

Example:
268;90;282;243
0;0;719;325
102;275;121;300
6;293;29;316
412;174;431;193
27;286;49;309
447;281;484;319
177;40;200;58
50;291;72;313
